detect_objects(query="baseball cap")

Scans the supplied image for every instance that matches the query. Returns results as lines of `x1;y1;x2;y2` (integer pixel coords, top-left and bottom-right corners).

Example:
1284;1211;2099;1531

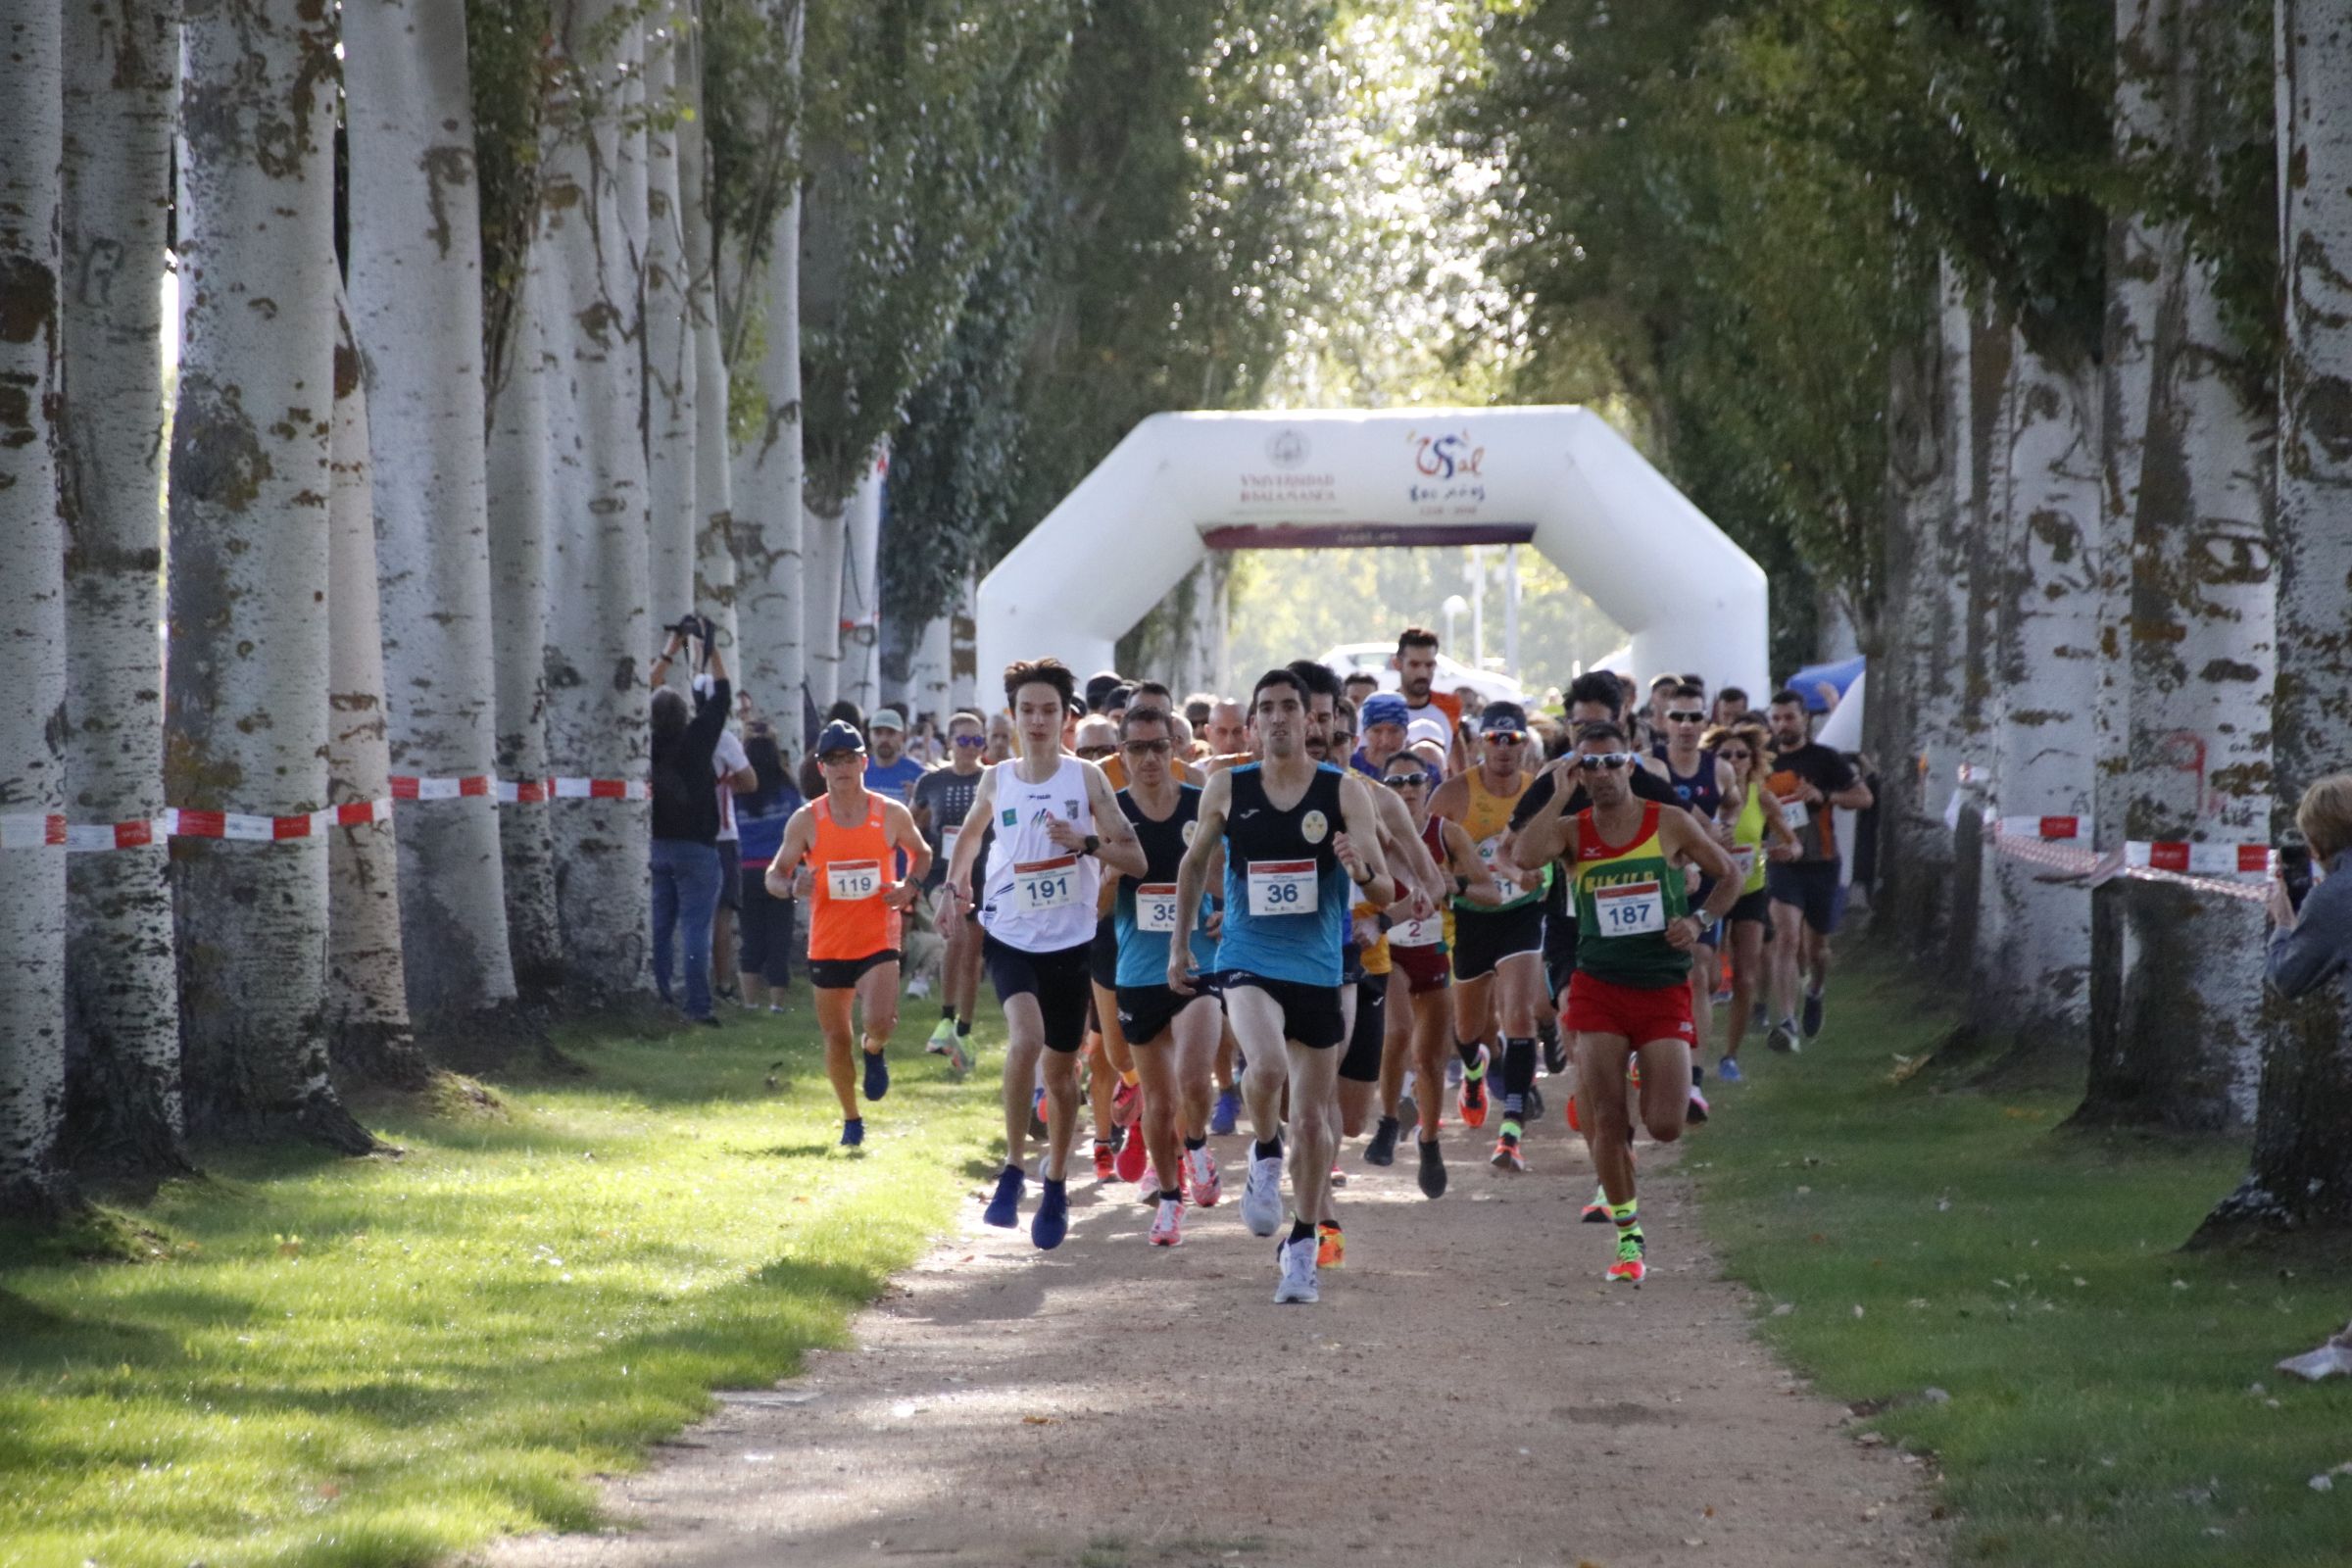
1480;701;1530;737
815;720;865;758
869;708;906;731
1360;692;1409;730
1405;715;1449;751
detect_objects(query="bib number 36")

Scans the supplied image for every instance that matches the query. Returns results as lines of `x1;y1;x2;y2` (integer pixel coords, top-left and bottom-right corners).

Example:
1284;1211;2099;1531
1247;859;1319;917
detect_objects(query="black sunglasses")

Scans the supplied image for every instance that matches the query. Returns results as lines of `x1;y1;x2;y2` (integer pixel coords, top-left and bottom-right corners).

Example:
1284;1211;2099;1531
1075;745;1118;760
1122;738;1172;756
1666;710;1706;723
1383;772;1429;789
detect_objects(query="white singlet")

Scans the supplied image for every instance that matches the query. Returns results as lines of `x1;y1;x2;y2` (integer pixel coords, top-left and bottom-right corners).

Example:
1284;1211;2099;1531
977;755;1101;953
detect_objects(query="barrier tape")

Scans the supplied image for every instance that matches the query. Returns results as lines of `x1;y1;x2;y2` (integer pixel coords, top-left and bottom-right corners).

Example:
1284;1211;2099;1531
2;774;648;852
1984;813;2271;904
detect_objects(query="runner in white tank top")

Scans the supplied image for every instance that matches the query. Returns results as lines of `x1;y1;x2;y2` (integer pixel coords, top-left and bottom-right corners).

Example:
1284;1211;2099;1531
977;754;1100;953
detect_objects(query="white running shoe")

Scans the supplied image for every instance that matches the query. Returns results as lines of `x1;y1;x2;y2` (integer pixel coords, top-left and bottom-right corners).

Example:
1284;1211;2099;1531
924;1016;955;1055
1240;1152;1284;1237
1149;1198;1184;1248
1136;1164;1161;1205
1273;1235;1319;1303
1187;1146;1222;1207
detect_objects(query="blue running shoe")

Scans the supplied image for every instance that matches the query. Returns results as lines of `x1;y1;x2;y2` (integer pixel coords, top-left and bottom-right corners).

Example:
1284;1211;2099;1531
1033;1177;1069;1250
1717;1057;1745;1084
1210;1085;1240;1137
840;1117;863;1148
983;1165;1024;1228
1801;989;1826;1040
862;1049;889;1102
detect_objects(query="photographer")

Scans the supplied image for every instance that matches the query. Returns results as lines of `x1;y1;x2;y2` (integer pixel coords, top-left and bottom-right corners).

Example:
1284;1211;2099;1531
735;725;803;1009
648;615;732;1025
2267;774;2352;1002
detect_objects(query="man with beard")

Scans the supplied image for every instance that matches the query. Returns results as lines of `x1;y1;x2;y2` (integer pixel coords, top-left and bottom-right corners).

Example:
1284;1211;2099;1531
1394;625;1468;775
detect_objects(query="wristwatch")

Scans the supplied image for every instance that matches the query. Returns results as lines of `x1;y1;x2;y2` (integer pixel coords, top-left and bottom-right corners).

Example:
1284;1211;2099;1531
1081;833;1101;858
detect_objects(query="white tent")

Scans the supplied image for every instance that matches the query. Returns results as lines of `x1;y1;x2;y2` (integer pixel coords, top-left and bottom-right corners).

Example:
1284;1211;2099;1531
975;407;1768;701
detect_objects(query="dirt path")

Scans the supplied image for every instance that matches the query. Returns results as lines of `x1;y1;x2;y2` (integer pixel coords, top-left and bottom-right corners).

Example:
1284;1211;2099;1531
492;1112;1943;1568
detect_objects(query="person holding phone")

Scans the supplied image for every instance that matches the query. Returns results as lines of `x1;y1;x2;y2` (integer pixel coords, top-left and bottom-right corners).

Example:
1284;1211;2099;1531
2267;774;2352;1001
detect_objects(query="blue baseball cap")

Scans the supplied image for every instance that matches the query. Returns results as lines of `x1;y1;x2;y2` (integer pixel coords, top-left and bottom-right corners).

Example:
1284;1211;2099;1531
1360;692;1409;729
815;719;865;758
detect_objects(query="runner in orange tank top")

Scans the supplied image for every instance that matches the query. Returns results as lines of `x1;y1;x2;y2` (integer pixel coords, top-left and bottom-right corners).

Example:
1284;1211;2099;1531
766;720;931;1147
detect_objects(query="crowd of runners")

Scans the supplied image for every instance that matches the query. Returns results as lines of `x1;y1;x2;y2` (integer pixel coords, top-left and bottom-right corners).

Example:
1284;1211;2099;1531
760;628;1873;1305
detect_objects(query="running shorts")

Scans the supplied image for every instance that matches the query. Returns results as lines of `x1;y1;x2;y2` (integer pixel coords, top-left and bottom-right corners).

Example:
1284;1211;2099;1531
1342;939;1363;987
1767;860;1844;936
808;948;900;991
1115;983;1210;1046
1565;968;1695;1046
1089;910;1119;990
1340;975;1388;1083
1450;902;1545;982
1544;907;1578;1004
1222;971;1347;1051
984;934;1095;1054
1728;885;1774;927
1389;939;1451;996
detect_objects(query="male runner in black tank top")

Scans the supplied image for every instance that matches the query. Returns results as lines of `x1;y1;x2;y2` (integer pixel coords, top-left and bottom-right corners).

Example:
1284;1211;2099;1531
1652;682;1740;1113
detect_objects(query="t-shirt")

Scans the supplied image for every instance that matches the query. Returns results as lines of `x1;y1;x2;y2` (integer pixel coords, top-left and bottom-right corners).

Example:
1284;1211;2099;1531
1403;691;1462;756
1510;760;1684;922
712;727;750;842
863;754;926;802
1765;743;1859;863
910;764;982;890
652;679;731;845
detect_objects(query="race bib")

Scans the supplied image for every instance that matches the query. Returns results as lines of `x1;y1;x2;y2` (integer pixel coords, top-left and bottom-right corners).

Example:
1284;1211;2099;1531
1246;858;1319;917
942;824;960;859
1729;847;1757;882
1135;882;1181;934
1389;913;1440;948
1780;797;1809;834
1593;878;1666;937
827;860;883;901
1014;856;1081;912
1474;831;1506;867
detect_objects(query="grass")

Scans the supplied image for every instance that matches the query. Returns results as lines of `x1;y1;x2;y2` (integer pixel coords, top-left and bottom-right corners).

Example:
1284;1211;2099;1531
0;1000;1004;1568
1692;945;2352;1566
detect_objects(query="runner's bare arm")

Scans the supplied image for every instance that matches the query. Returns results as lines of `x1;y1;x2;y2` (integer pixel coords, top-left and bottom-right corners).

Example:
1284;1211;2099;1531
1439;819;1507;906
884;800;932;892
1510;778;1579;868
1425;772;1468;825
1761;784;1802;860
1334;774;1394;907
1661;809;1741;951
1168;770;1233;993
762;808;815;900
1828;774;1874;810
1372;782;1448;906
1078;760;1149;878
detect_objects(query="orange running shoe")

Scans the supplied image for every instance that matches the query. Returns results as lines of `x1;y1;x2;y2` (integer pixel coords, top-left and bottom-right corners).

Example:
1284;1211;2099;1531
1607;1226;1646;1285
1458;1045;1491;1129
1316;1221;1346;1268
1092;1140;1116;1183
1490;1124;1527;1174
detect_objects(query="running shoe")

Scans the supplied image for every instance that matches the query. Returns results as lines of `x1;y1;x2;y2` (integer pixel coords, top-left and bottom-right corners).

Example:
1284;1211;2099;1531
1273;1235;1320;1304
1767;1019;1798;1054
1581;1185;1609;1223
1316;1221;1346;1268
862;1049;889;1102
1717;1057;1745;1085
1752;1002;1769;1032
1525;1082;1544;1123
1416;1138;1447;1199
1711;986;1734;1007
840;1117;863;1149
1113;1077;1141;1127
1149;1197;1184;1247
1688;1087;1710;1125
984;1165;1025;1228
1490;1126;1526;1174
1033;1177;1069;1250
1567;1086;1582;1133
1187;1146;1221;1207
1115;1125;1150;1183
945;1031;971;1076
1543;1034;1569;1077
1801;989;1826;1040
1459;1046;1491;1129
1135;1163;1160;1204
1329;1162;1348;1190
924;1017;955;1055
1607;1226;1646;1286
1364;1115;1400;1167
1092;1140;1116;1183
1396;1093;1419;1130
1240;1151;1284;1237
1210;1085;1241;1137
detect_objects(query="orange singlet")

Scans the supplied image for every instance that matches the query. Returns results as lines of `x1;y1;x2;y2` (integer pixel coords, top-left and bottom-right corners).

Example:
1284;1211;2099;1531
808;792;901;961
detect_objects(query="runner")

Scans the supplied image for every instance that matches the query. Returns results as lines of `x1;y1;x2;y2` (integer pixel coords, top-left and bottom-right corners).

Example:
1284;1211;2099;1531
1353;691;1411;779
1428;700;1549;1174
1201;698;1249;758
1395;626;1468;774
1109;704;1224;1247
1512;721;1740;1284
910;711;987;1072
1169;667;1393;1305
1651;683;1740;1120
1705;719;1800;1079
1073;714;1143;1183
945;660;1149;1250
1711;685;1752;729
763;720;932;1148
1763;689;1873;1049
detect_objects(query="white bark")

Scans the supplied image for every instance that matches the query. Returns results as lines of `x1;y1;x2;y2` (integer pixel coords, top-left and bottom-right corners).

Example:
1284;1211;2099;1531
1922;261;1977;845
950;569;979;713
484;258;564;993
344;0;518;1021
840;446;885;711
642;25;696;650
909;612;952;724
59;0;183;1171
802;493;846;715
0;0;72;1216
325;299;426;1087
542;0;653;995
677;11;736;659
166;0;370;1151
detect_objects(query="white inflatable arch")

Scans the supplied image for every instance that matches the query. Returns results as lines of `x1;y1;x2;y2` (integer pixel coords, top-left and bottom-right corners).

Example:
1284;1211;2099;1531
976;407;1769;701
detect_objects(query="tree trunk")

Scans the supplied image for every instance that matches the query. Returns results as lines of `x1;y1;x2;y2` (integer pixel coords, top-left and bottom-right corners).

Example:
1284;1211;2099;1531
840;446;884;712
344;0;519;1025
166;0;374;1152
678;14;736;661
1962;312;2016;999
484;258;565;998
642;26;696;652
2082;0;2278;1133
802;492;846;718
541;0;653;998
324;298;428;1089
58;0;186;1178
0;0;76;1220
2199;0;2352;1238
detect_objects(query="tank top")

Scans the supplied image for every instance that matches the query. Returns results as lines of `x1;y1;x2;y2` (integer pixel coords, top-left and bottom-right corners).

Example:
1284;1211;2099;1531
1216;762;1350;987
808;792;901;961
1449;765;1544;912
978;755;1100;953
1572;802;1692;989
1653;744;1724;822
1385;815;1449;955
1112;783;1211;989
1730;779;1769;894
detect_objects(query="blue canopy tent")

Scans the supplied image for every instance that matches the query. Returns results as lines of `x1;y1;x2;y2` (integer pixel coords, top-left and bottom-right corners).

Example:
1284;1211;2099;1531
1782;655;1865;713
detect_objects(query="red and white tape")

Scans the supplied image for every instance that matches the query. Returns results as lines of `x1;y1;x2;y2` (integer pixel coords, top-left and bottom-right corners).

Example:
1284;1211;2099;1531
1984;813;2271;904
4;773;648;852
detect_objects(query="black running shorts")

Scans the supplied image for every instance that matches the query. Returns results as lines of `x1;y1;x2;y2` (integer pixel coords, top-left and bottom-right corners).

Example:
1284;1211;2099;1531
1451;902;1545;982
984;934;1095;1054
1222;971;1347;1051
808;949;900;991
1340;974;1388;1083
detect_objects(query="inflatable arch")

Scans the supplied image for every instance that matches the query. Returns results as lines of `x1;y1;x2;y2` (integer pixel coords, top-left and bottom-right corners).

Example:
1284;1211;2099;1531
975;407;1769;702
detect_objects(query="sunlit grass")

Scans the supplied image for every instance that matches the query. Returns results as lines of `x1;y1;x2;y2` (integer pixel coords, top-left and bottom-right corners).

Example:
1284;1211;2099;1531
0;1002;1004;1568
1693;948;2352;1566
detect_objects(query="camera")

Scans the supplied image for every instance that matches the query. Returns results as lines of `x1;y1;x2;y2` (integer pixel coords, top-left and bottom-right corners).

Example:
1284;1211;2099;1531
2279;837;2313;913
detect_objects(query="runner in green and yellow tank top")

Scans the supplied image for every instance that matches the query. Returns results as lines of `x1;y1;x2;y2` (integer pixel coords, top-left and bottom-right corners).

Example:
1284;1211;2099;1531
1510;722;1741;1287
1704;721;1800;1078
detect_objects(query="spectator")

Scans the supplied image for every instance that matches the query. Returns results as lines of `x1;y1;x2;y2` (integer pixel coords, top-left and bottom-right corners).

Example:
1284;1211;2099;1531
710;700;758;1004
984;711;1015;763
863;708;926;802
2267;773;2352;1002
647;619;732;1025
735;727;803;1009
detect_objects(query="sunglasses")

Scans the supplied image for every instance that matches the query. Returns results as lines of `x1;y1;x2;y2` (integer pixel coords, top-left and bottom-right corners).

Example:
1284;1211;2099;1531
1667;710;1706;723
1076;745;1118;760
1575;753;1635;771
1484;731;1527;744
1718;749;1752;762
953;734;986;748
1383;773;1428;790
1122;738;1172;756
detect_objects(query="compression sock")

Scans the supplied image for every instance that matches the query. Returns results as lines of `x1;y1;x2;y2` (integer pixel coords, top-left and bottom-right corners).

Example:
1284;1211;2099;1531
1457;1039;1485;1070
1289;1217;1317;1246
1255;1137;1284;1162
956;1017;972;1037
1184;1134;1206;1152
1611;1198;1641;1235
1502;1036;1537;1114
942;1004;955;1022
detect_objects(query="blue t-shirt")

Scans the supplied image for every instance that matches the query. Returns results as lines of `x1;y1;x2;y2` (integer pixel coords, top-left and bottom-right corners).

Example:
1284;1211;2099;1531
863;755;926;800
